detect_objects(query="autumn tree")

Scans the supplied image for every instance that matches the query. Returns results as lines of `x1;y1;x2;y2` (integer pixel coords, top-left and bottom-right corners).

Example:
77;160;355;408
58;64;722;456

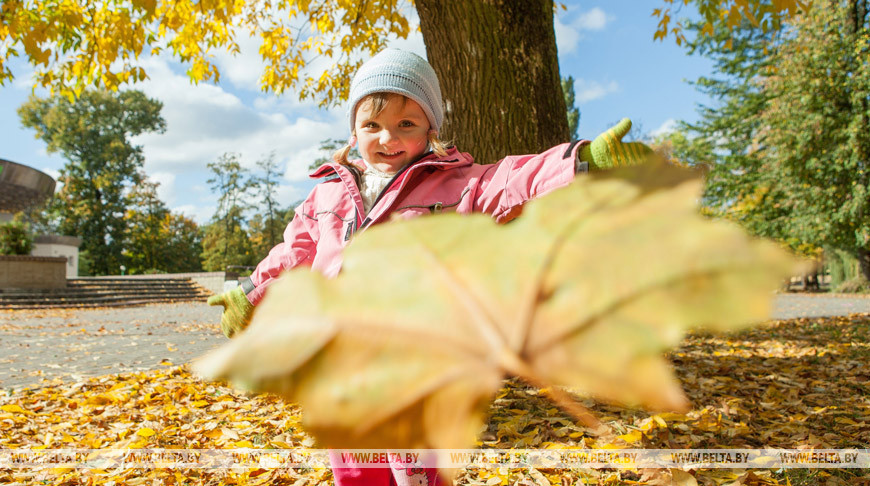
123;178;165;273
123;177;204;274
249;208;294;261
652;0;812;45
2;0;810;165
248;152;295;260
309;138;360;174
250;152;284;252
673;0;869;281
202;153;254;272
756;0;869;279
161;212;205;273
562;76;580;140
17;90;166;275
676;17;781;220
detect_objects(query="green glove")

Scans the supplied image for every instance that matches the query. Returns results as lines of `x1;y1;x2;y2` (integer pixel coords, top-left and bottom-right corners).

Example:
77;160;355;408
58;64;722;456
208;287;254;338
580;118;653;170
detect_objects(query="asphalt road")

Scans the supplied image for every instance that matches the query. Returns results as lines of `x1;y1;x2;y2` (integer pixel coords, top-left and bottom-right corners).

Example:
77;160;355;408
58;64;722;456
1;294;868;392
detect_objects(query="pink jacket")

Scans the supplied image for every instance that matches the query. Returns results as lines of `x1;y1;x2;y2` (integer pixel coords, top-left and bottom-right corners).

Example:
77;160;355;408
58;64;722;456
245;141;588;305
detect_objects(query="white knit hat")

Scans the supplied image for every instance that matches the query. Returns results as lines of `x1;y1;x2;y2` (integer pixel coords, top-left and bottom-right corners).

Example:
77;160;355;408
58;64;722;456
347;49;444;133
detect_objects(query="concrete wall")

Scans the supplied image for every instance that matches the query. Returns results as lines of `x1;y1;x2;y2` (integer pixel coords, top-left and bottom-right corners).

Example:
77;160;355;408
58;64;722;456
31;235;81;278
0;255;67;289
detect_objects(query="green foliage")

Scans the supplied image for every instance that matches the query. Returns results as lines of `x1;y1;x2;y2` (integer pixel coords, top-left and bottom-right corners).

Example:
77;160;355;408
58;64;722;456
161;212;205;273
0;221;33;255
651;128;715;169
14;199;62;236
200;208;254;272
836;277;870;294
680;2;869;279
676;18;793;235
250;153;284;254
249;208;294;263
756;2;870;277
309;138;361;173
827;248;859;288
561;76;580;140
123;178;167;273
653;0;811;45
123;178;204;274
17;89;166;275
203;153;256;271
77;250;94;277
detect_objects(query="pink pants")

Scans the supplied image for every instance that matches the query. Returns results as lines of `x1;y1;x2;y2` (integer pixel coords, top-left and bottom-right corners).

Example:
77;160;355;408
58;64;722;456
328;450;445;486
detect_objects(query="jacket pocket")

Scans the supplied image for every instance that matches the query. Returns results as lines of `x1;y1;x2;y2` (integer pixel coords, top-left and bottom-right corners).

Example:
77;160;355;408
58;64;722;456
396;187;470;214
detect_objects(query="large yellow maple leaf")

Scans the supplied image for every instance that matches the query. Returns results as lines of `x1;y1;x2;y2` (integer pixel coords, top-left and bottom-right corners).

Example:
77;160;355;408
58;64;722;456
195;163;800;453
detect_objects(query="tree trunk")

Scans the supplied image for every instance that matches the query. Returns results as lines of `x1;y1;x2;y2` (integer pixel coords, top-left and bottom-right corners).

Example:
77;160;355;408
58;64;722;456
858;248;870;282
416;0;569;165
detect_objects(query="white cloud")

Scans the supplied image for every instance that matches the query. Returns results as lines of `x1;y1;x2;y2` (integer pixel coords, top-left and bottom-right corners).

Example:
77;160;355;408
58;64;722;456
148;172;177;206
555;7;614;54
110;7;424;217
172;204;214;225
276;184;305;207
649;118;679;138
43;167;62;193
576;8;609;31
41;167;61;180
211;32;266;91
130;55;347;182
574;79;619;103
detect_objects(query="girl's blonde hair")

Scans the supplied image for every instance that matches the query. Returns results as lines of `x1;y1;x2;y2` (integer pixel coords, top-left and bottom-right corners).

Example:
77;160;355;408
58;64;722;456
333;92;450;167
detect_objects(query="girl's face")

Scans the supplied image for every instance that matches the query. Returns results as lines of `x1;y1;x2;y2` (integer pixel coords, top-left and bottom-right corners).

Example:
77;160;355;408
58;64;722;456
354;94;430;174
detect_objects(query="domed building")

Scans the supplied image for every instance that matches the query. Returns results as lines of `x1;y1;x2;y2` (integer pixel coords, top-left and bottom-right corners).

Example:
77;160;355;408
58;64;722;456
0;158;55;221
0;159;81;285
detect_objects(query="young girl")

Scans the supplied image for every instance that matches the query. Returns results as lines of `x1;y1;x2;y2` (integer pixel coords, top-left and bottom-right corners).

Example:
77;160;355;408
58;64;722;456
208;48;651;485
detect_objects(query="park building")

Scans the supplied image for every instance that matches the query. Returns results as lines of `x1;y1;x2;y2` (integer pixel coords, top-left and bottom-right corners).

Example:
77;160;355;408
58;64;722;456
0;158;81;287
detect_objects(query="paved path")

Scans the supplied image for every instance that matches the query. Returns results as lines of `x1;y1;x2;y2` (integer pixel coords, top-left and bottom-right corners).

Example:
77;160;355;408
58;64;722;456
1;295;868;392
771;293;870;319
0;302;225;392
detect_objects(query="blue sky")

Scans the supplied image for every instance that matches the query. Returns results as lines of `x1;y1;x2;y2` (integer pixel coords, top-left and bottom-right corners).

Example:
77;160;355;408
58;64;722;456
0;1;713;224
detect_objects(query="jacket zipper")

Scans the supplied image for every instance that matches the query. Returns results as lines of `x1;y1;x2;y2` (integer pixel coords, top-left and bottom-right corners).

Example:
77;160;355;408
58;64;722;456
358;154;462;231
359;159;421;231
338;151;463;239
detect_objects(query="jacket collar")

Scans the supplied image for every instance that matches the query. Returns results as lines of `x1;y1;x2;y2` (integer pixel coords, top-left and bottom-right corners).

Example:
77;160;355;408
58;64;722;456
308;146;473;180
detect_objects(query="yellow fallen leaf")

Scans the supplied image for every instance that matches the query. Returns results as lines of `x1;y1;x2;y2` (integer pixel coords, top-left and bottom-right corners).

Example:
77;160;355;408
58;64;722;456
234;440;254;448
221;427;240;441
671;469;699;486
136;427;156;437
1;404;25;413
618;429;644;444
192;400;208;407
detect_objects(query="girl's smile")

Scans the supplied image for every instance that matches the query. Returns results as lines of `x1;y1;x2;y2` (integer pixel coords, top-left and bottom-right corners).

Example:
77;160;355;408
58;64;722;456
354;94;430;174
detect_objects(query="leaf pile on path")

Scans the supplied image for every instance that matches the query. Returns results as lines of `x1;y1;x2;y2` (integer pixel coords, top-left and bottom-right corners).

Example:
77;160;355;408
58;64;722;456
2;314;869;486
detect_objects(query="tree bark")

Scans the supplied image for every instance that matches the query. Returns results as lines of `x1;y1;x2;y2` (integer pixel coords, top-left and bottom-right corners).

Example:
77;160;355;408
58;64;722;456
416;0;569;165
858;248;870;282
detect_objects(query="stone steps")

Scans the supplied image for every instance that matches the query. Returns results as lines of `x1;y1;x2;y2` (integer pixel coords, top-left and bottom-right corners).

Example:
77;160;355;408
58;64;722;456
0;277;211;309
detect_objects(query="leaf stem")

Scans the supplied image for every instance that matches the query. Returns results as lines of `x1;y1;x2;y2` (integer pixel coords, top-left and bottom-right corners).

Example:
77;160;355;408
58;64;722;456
498;350;615;437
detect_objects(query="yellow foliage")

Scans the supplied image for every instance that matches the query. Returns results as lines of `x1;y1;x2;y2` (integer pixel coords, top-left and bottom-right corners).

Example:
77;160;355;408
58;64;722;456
652;0;812;45
0;0;411;104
